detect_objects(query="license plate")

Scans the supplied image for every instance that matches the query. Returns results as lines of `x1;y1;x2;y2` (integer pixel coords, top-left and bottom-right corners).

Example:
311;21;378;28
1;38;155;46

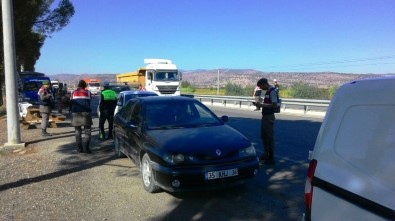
206;168;238;180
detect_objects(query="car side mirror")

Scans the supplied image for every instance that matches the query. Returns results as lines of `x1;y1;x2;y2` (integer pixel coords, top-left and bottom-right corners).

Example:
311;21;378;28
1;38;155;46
117;101;122;106
220;115;229;123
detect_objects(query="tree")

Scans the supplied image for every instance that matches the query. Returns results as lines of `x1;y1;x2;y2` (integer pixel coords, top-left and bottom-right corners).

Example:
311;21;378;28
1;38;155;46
0;0;74;106
224;83;244;96
288;82;328;99
328;84;339;99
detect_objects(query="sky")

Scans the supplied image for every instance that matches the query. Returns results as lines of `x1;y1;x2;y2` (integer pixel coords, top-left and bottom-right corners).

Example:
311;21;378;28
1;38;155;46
34;0;395;75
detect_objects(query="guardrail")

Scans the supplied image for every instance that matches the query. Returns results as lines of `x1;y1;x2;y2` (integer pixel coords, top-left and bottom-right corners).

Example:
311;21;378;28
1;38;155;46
184;94;331;114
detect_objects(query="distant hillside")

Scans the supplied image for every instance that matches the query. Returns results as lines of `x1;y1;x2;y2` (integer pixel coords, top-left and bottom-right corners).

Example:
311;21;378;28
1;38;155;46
47;70;393;89
180;70;393;88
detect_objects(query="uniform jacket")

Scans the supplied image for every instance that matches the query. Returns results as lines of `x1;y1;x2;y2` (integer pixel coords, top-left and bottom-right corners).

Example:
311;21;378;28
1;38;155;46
38;86;53;113
70;88;92;127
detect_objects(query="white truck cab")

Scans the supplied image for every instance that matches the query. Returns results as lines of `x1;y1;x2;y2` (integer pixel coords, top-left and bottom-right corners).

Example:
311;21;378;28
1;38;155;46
304;76;395;221
144;59;181;96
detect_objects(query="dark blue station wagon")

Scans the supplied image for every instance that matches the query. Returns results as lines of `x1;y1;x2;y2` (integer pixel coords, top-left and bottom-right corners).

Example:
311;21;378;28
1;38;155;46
113;96;259;193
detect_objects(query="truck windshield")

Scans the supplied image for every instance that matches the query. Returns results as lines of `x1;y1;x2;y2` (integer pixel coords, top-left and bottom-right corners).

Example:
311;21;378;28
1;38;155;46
24;82;41;91
154;71;179;81
88;82;100;87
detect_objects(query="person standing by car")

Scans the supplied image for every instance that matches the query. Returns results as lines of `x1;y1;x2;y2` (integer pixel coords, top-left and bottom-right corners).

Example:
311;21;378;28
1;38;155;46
38;80;54;137
56;83;67;114
98;83;117;140
273;79;280;97
70;80;93;153
253;78;278;165
138;84;146;91
252;83;262;111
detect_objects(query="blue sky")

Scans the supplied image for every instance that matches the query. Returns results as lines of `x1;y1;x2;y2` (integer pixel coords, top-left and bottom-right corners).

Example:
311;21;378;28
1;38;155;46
35;0;395;75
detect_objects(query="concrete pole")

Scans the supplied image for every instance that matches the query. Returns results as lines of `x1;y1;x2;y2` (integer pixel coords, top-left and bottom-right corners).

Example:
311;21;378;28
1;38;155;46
2;0;24;148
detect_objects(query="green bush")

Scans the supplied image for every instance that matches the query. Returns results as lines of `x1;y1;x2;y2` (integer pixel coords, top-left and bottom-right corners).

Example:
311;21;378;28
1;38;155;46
287;82;329;99
182;82;335;100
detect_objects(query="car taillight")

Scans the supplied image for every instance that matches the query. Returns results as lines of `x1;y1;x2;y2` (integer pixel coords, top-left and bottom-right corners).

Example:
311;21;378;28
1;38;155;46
304;159;317;220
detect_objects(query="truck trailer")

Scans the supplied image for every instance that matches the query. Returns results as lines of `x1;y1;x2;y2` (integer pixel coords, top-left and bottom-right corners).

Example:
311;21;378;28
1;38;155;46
116;59;181;96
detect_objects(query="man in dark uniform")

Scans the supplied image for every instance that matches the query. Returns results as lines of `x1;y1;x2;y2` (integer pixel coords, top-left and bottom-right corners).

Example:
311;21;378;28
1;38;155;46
253;78;279;165
99;83;117;140
38;80;54;137
70;80;93;153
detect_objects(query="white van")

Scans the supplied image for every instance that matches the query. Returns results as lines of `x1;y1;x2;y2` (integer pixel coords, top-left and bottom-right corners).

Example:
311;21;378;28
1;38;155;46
303;76;395;221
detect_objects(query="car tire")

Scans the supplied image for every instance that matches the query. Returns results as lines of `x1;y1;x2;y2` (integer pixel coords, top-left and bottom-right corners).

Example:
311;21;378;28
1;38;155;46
141;153;160;193
114;135;125;158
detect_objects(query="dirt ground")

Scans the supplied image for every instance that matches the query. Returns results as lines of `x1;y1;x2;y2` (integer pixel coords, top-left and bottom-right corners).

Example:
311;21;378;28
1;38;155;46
0;114;72;155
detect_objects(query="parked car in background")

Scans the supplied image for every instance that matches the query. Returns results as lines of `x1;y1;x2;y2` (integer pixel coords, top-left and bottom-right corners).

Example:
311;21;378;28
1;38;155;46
303;76;395;221
114;90;158;114
113;96;259;193
97;90;158;117
103;82;131;95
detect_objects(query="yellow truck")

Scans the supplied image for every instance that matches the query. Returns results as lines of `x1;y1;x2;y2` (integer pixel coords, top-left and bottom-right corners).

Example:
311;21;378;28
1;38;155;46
116;59;181;96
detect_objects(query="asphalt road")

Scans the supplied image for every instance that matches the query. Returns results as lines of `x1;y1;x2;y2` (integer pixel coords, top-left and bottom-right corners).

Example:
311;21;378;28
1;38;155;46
0;96;323;221
94;96;323;220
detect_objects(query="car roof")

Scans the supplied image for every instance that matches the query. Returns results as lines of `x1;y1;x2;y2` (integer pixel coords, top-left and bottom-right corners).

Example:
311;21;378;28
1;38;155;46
135;96;194;104
120;90;158;96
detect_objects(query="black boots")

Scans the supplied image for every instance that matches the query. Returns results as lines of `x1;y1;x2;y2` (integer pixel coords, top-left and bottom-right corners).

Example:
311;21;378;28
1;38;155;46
77;141;92;154
85;141;92;154
77;144;83;153
41;129;52;137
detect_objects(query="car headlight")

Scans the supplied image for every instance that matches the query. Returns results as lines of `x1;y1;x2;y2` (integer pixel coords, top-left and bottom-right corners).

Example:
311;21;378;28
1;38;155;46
163;153;197;164
238;145;256;158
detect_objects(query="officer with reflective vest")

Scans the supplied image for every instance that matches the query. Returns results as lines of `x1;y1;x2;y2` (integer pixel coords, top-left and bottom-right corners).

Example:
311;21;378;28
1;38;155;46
253;78;279;165
99;83;117;140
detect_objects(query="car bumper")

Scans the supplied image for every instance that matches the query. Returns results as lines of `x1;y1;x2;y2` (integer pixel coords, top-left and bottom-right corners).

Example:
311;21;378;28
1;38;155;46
150;158;259;192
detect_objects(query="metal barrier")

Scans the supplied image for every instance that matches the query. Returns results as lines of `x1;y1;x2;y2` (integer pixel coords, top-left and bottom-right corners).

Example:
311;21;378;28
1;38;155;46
186;94;330;114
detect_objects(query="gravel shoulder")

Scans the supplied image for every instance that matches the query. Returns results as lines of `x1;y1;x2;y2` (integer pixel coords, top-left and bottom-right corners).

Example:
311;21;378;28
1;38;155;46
0;110;307;221
0;114;151;220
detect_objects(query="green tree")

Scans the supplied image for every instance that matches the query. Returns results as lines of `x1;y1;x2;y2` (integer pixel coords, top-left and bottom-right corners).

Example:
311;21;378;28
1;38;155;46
180;80;191;88
180;80;196;93
0;0;75;106
328;84;339;99
288;82;329;99
224;83;243;96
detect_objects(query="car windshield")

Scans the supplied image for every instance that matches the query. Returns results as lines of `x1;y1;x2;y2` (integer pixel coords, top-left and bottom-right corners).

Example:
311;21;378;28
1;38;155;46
109;85;130;94
88;82;100;87
143;100;221;129
124;93;157;105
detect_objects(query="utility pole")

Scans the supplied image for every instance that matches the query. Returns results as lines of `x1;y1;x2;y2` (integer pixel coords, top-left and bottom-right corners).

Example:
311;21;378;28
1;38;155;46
1;0;25;150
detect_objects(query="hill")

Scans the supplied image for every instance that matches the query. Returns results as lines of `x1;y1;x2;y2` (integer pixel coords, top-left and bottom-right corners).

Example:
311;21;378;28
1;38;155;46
47;70;393;89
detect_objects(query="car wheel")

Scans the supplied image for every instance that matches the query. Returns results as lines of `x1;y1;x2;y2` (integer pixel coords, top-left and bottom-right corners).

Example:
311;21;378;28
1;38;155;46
114;135;125;158
141;153;160;193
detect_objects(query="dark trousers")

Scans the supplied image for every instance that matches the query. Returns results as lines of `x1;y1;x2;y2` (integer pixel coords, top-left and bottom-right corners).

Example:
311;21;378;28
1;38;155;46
75;125;91;151
99;110;114;138
260;114;275;161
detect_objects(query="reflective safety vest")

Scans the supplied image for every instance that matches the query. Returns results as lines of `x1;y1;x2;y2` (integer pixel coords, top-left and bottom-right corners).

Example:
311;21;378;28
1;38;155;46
101;89;117;101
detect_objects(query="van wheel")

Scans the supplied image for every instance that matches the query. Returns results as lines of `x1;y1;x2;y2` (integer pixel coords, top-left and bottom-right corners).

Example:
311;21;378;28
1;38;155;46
141;153;160;193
